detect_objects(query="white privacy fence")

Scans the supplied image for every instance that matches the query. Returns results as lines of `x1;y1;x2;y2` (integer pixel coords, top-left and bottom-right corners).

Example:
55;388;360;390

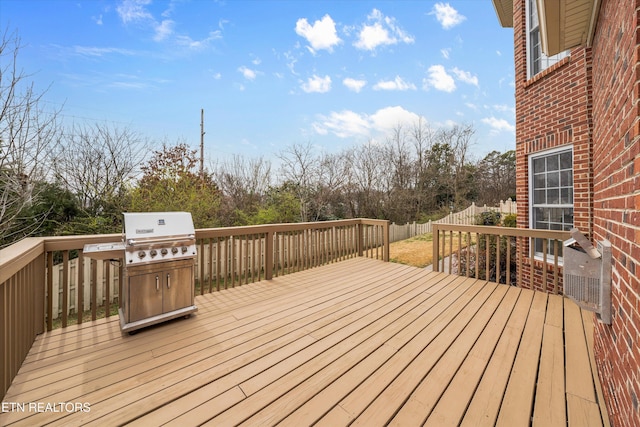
389;199;517;243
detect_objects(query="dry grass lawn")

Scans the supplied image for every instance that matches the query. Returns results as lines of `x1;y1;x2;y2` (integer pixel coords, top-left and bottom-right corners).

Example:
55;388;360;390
390;232;471;268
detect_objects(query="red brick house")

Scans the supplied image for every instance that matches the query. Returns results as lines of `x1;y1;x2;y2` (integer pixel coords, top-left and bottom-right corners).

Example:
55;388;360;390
492;0;640;425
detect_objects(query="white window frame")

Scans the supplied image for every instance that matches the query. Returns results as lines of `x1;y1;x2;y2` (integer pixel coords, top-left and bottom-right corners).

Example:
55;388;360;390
526;0;570;79
528;146;574;260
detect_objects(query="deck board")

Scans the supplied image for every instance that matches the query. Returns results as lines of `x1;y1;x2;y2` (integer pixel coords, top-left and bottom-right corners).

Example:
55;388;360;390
0;257;609;426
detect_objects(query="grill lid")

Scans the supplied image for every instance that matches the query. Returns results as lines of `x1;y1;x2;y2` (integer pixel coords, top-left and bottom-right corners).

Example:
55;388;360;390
123;212;195;242
123;212;196;265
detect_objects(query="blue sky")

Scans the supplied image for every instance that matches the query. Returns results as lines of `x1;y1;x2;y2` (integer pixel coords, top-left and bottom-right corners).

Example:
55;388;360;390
1;0;515;164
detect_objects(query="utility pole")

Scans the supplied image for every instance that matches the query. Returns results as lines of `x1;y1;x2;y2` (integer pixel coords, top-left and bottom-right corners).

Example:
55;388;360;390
200;108;205;181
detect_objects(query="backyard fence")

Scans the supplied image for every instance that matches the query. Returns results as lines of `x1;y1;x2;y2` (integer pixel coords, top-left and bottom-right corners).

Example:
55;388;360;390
389;199;517;243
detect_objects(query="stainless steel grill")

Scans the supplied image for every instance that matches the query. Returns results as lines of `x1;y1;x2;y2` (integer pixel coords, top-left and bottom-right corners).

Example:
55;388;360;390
84;211;198;333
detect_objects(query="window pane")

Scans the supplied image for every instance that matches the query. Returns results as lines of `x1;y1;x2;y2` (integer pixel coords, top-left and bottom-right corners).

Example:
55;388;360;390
560;151;572;169
531;149;574;258
547;171;559;187
533;158;545;173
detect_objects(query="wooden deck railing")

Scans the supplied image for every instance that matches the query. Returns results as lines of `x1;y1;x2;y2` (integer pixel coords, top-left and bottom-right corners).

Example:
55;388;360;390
0;218;388;401
433;223;571;293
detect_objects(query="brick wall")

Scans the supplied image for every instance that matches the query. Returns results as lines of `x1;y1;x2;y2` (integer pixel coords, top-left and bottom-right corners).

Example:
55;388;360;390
512;0;593;293
590;0;640;425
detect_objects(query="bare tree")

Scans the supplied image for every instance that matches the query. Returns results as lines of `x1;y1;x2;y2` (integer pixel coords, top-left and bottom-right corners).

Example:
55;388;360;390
0;28;62;245
53;123;148;218
277;142;319;222
343;141;386;219
434;123;476;208
214;155;272;224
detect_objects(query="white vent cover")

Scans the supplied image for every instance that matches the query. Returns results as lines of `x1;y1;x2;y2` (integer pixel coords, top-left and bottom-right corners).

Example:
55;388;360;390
563;229;612;324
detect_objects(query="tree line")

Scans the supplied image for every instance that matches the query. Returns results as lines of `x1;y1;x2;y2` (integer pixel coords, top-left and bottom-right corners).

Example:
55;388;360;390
0;28;515;248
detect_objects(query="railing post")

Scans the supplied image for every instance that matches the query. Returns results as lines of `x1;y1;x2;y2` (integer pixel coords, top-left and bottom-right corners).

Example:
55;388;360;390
383;221;390;262
357;222;364;257
35;252;45;334
265;230;274;280
432;225;440;272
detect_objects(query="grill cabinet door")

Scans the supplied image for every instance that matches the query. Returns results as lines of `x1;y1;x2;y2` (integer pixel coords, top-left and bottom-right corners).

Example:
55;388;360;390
128;271;164;322
163;264;194;313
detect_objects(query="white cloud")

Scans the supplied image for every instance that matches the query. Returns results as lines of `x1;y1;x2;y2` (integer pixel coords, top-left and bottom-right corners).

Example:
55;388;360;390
451;67;479;86
373;76;416;91
154;19;174;41
370;106;421;132
441;48;451;59
312;106;422;138
116;0;152;24
343;78;367;93
238;66;258;80
295;14;342;53
431;3;466;30
72;46;135;57
313;110;370;138
117;0;222;49
482;117;515;133
354;9;414;51
423;65;456;92
175;31;222;49
302;75;332;93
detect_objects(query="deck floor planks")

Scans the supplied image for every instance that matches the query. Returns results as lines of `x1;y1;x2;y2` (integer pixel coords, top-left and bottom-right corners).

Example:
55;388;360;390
48;261;434;425
533;294;566;427
2;260;408;424
10;259;402;398
209;276;454;426
0;257;610;426
459;288;535;427
422;286;522;427
565;297;603;426
229;274;467;425
386;284;510;426
45;261;427;426
349;279;502;426
314;277;488;426
278;274;472;427
582;309;611;427
495;290;548;426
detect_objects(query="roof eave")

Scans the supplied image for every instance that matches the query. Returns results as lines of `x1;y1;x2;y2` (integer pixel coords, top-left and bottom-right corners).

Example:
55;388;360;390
492;0;514;28
538;0;601;56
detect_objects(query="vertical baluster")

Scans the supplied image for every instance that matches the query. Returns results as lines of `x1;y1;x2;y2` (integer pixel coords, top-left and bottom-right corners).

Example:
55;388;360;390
91;259;97;321
61;251;69;328
209;239;214;293
104;260;111;318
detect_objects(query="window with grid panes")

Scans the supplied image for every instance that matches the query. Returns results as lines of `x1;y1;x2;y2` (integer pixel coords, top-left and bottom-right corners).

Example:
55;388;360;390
527;0;569;78
530;148;574;257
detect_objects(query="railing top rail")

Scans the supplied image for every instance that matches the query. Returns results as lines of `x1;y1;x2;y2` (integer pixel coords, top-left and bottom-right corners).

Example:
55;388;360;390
43;233;123;252
432;223;571;240
195;218;388;238
0;237;45;284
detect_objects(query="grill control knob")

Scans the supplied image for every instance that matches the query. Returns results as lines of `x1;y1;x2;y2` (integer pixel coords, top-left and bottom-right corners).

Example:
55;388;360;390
161;248;168;256
150;249;157;257
171;247;179;255
181;246;188;254
138;251;146;259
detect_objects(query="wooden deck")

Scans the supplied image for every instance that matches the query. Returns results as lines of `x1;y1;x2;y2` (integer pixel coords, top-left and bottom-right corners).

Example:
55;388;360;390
1;257;609;426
